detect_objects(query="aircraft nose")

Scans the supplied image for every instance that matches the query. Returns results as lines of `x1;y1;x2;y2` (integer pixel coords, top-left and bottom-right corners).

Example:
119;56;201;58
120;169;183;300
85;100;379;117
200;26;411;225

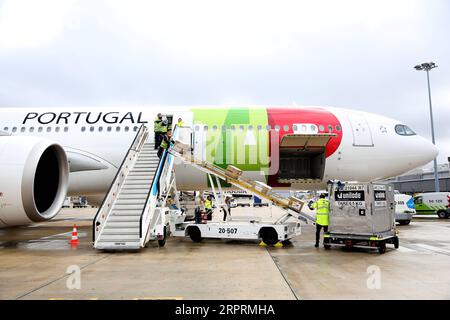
415;137;439;166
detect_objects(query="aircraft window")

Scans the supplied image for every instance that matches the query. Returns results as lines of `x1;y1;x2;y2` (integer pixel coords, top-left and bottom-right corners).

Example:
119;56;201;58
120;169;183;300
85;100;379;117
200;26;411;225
3;127;8;131
230;125;235;131
107;126;112;132
222;125;227;132
395;124;416;136
335;125;341;131
81;126;86;132
275;125;280;131
99;127;103;132
284;125;289;132
12;127;17;132
124;126;129;132
133;126;139;132
204;125;208;131
116;126;121;132
328;125;333;132
64;127;69;132
266;125;271;131
248;125;253;131
319;125;324;131
257;125;262;131
29;127;34;133
90;126;95;132
293;125;298;131
38;127;43;132
212;125;218;131
195;125;200;131
21;127;26;132
47;127;52;132
239;125;244;131
55;127;60;132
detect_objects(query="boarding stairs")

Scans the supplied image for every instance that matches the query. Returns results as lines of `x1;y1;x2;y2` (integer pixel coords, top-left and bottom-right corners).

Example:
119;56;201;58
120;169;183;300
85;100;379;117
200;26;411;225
93;125;179;250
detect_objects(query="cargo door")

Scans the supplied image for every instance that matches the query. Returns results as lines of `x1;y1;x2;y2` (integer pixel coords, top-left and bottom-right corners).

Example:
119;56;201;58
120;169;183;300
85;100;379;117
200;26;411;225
347;114;374;147
278;133;336;183
370;184;395;234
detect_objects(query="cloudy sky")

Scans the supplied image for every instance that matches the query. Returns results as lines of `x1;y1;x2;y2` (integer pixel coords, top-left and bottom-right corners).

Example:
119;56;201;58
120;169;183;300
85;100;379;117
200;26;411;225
0;0;449;164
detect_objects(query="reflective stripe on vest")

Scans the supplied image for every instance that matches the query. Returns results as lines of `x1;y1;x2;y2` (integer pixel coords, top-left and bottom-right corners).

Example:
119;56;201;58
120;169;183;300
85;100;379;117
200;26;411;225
160;139;168;149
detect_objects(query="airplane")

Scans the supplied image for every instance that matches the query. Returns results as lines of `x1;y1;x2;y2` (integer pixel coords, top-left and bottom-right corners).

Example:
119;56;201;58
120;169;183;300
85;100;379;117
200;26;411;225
0;106;438;227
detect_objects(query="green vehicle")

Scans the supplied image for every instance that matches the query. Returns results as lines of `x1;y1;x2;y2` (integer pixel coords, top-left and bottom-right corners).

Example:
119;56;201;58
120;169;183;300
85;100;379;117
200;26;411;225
413;192;450;219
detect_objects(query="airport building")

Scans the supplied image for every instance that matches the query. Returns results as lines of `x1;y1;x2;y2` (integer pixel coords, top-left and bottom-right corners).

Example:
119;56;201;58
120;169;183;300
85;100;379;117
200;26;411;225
384;162;450;194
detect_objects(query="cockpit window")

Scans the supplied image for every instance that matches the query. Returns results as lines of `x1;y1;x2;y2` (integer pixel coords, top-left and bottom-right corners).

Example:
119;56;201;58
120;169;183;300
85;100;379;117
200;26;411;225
395;124;416;136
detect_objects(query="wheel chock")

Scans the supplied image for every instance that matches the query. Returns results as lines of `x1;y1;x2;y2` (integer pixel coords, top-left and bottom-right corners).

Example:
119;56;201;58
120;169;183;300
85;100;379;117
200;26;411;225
274;242;283;248
259;241;268;247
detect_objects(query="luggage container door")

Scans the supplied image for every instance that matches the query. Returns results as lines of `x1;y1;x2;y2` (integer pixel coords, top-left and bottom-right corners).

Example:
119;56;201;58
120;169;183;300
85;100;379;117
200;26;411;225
370;184;395;233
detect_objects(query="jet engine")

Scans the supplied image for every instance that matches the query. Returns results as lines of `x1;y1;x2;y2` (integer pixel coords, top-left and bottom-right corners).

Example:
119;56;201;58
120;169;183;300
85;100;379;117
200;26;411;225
0;136;69;227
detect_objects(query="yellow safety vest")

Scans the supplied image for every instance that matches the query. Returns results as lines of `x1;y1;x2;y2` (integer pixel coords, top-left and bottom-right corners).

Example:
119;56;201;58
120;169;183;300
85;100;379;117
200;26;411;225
160;123;168;133
177;121;184;127
205;199;212;210
160;138;168;149
313;198;330;226
154;117;162;132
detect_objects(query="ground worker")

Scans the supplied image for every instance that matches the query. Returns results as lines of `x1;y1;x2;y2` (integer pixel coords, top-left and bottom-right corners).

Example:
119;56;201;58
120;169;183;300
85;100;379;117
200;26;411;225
222;195;233;222
177;117;184;127
313;193;330;248
204;195;213;220
154;113;163;149
157;129;172;158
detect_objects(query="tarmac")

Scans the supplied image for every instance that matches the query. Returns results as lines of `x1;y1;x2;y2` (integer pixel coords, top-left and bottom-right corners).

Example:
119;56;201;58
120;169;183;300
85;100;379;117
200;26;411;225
1;207;450;300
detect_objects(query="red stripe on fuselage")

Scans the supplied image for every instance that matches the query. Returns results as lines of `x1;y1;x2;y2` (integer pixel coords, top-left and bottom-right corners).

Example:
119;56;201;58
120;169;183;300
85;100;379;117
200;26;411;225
267;107;343;157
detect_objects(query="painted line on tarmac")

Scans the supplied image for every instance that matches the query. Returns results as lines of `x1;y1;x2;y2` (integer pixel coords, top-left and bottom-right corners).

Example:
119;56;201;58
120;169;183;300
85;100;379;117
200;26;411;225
414;243;450;256
396;246;416;253
265;248;300;300
13;253;112;300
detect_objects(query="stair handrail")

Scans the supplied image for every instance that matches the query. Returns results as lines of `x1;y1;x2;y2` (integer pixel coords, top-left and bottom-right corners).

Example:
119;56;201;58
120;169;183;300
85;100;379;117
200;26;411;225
93;124;148;244
139;125;180;246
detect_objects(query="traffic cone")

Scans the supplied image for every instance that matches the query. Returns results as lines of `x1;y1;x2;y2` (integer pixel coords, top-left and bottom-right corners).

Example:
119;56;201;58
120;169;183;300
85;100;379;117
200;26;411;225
70;225;78;245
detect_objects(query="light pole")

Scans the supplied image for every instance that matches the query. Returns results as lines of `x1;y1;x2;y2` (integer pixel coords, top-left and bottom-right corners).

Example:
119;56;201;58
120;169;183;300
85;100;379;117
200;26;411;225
414;62;439;192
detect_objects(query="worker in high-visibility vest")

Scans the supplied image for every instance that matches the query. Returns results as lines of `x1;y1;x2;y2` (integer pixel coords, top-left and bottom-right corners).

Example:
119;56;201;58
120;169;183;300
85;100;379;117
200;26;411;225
154;113;163;149
204;195;213;220
177;117;184;128
312;193;330;247
157;129;172;158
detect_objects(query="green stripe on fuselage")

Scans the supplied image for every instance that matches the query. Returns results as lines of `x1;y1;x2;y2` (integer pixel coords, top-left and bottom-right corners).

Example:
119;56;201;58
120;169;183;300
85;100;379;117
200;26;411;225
191;107;269;179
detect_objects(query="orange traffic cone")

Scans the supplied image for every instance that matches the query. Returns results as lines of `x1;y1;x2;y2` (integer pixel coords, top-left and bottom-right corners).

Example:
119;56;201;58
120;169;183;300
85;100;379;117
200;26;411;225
70;225;78;245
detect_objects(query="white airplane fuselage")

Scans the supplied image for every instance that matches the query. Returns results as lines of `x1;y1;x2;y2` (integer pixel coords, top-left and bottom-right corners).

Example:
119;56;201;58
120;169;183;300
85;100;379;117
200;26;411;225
0;106;438;203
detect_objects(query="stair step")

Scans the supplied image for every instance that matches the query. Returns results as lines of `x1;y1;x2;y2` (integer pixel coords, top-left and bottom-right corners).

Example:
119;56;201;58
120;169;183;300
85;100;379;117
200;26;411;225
95;241;140;249
99;234;140;241
102;228;139;235
108;215;141;222
104;221;140;228
111;208;143;215
115;199;147;205
121;184;151;190
117;194;148;200
113;204;145;210
120;189;149;195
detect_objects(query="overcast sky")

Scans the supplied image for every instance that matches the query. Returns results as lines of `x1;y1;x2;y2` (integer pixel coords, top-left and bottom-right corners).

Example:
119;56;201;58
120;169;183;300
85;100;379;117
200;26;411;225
0;0;449;164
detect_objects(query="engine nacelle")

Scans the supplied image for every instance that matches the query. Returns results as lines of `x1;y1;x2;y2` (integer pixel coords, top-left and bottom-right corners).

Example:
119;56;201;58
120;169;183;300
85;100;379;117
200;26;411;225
0;136;69;227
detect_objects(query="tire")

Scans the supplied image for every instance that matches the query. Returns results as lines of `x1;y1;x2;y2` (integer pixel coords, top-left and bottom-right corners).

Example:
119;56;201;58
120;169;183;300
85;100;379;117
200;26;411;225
378;241;386;254
393;236;399;249
437;210;448;219
260;228;278;246
398;220;411;226
158;227;166;247
188;227;204;243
